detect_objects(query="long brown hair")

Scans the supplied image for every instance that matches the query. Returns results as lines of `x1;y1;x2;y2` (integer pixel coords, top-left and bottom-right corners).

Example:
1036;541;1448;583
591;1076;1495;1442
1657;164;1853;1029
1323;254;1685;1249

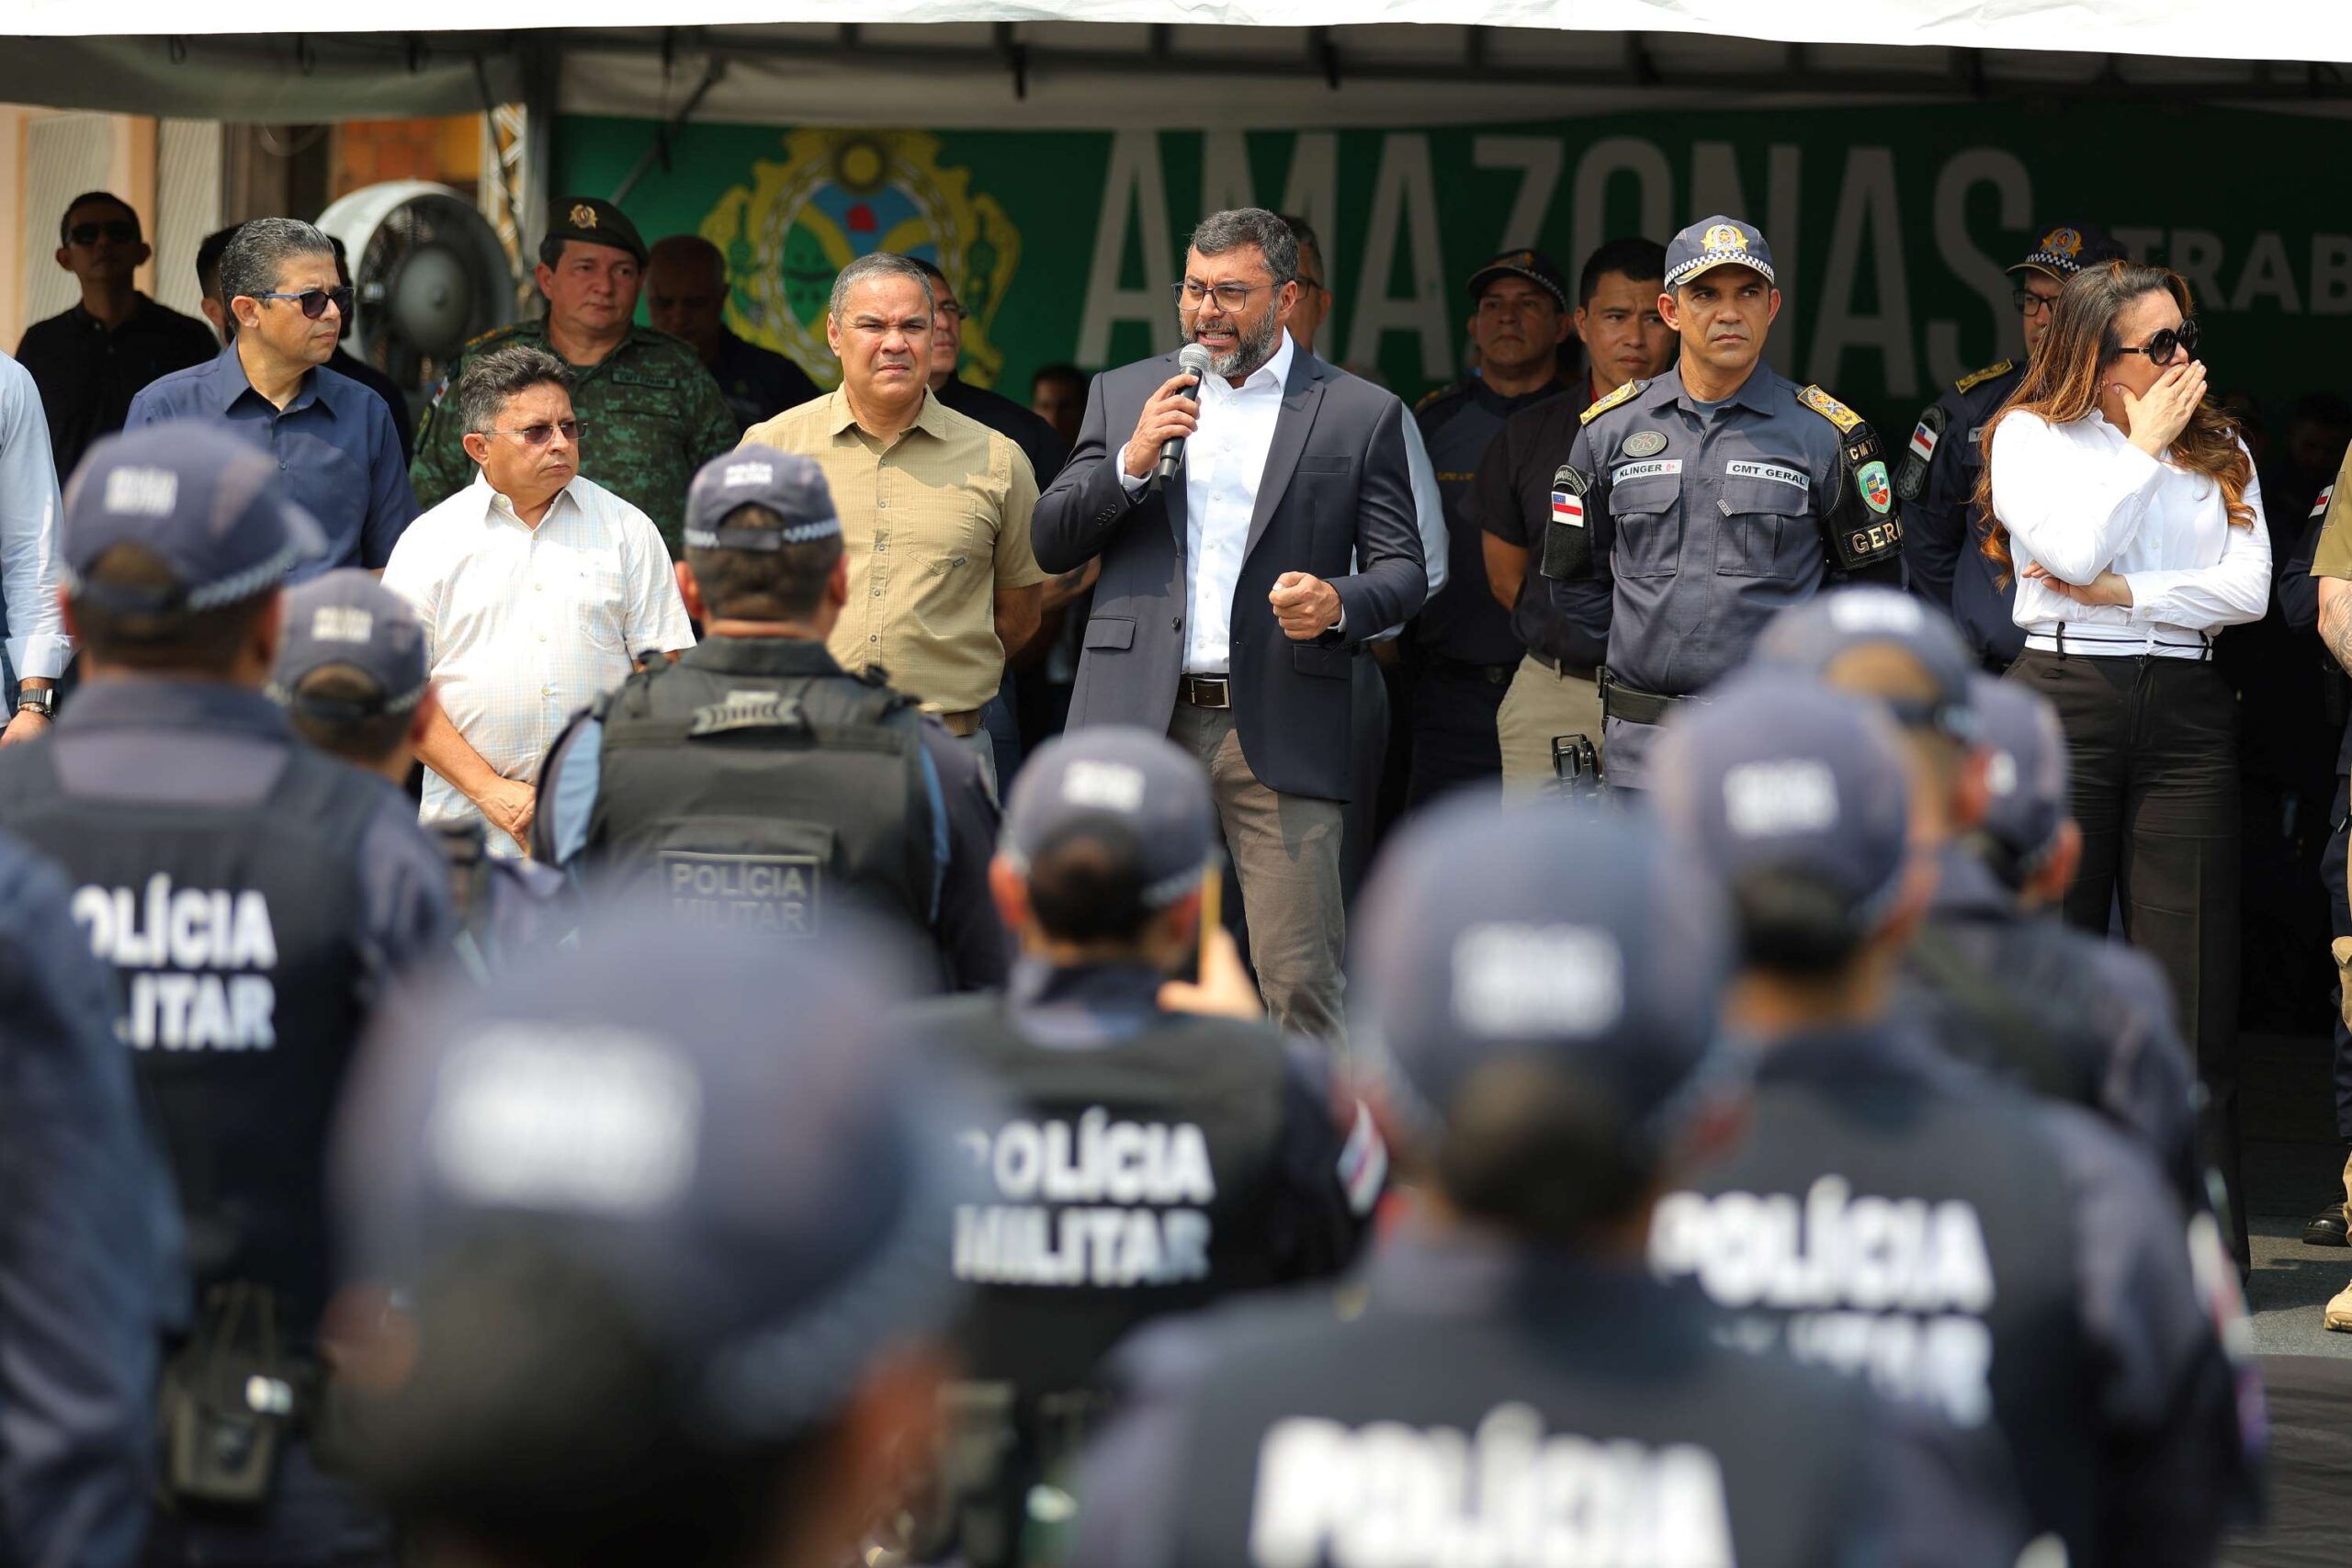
1975;261;2253;584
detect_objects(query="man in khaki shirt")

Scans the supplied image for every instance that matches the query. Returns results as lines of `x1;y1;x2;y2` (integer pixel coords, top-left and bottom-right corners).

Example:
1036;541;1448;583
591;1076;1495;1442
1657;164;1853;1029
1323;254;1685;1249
741;253;1043;787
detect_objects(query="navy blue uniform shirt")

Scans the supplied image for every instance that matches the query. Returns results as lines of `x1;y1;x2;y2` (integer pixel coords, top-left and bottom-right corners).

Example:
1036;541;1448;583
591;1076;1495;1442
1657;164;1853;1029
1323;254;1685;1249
1416;376;1566;667
0;828;182;1568
708;326;821;434
1895;361;2026;668
1469;390;1613;671
125;344;418;575
16;293;218;481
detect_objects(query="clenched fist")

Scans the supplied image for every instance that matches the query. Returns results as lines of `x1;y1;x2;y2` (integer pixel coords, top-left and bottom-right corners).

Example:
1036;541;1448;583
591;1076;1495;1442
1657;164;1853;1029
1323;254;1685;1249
1269;571;1342;640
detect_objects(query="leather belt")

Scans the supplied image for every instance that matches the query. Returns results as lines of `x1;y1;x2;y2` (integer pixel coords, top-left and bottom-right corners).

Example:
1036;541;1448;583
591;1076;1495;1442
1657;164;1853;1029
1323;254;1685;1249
1527;651;1601;683
1598;666;1685;727
1179;674;1233;710
933;707;986;737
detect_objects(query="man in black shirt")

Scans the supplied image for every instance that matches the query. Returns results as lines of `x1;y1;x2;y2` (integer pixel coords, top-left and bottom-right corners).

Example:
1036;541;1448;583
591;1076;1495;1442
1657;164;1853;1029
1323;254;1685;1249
645;234;821;432
15;191;216;480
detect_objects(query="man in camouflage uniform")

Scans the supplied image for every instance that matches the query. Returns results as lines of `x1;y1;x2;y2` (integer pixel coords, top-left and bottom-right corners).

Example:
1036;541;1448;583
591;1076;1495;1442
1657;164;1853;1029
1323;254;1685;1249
411;197;735;556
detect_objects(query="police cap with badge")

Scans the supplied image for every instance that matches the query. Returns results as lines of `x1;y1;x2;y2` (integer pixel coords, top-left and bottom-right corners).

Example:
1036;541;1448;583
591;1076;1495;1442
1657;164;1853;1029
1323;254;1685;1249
1351;796;1736;1166
62;423;325;622
1465;247;1571;312
545;195;648;267
271;569;428;723
683;449;844;553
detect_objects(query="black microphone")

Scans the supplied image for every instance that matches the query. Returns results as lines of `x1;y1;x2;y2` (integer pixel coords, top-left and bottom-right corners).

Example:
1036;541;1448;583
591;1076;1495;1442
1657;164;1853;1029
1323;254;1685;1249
1150;343;1216;493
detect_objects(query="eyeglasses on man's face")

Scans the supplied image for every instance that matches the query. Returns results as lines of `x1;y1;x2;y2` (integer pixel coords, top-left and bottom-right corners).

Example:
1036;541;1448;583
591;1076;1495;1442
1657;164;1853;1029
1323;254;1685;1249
485;420;587;447
67;220;140;247
250;287;355;321
1172;280;1272;313
2013;288;2063;318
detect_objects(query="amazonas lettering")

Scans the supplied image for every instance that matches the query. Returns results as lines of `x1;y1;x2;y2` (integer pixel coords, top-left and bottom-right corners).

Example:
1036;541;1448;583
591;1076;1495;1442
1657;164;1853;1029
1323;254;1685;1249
72;874;278;1051
954;1111;1216;1288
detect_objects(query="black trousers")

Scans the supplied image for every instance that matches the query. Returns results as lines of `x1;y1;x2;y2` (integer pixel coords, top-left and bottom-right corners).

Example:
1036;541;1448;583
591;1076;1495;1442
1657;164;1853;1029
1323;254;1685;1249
1405;662;1509;807
2322;778;2352;1144
2010;649;2244;1251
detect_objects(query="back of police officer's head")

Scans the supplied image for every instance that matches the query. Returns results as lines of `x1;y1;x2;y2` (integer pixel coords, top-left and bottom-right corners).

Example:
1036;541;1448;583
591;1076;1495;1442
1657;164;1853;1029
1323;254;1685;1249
1754;588;1990;844
59;426;322;686
271;570;435;783
334;917;978;1568
679;451;847;629
1967;674;2083;908
992;728;1218;971
1352;798;1736;1251
1655;673;1931;1016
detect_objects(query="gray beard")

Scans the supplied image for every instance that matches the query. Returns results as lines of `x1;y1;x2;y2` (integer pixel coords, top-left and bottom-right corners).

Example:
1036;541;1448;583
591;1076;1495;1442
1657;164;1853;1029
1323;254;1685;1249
1196;308;1283;380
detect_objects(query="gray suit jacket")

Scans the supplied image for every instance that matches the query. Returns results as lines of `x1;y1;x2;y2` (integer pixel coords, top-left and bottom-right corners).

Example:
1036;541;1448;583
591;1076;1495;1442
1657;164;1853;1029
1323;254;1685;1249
1033;347;1424;802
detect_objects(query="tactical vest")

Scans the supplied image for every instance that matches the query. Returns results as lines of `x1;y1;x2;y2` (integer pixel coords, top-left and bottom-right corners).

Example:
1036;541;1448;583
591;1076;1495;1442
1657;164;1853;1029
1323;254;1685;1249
1907;915;2111;1108
585;658;936;942
1165;1280;1886;1568
922;994;1294;1403
0;743;377;1337
1653;1049;2096;1560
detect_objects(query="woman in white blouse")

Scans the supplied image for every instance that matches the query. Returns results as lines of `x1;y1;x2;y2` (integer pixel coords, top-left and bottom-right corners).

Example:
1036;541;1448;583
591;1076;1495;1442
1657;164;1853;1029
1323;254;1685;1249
1979;259;2266;1258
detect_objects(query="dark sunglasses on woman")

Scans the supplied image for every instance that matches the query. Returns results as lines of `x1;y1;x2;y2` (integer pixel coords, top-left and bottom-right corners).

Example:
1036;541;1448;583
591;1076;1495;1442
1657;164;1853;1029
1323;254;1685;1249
249;287;356;321
2117;319;2200;364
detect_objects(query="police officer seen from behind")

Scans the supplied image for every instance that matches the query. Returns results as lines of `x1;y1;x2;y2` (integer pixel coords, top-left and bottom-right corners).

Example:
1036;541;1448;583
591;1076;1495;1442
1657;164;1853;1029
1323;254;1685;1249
1754;588;2205;1207
1648;676;2251;1568
913;727;1378;1563
1405;248;1572;804
412;198;737;556
334;919;984;1568
533;449;1009;990
1541;215;1902;788
1470;238;1674;796
0;424;458;1567
271;570;569;975
1894;221;2129;669
0;828;181;1568
1073;799;2027;1568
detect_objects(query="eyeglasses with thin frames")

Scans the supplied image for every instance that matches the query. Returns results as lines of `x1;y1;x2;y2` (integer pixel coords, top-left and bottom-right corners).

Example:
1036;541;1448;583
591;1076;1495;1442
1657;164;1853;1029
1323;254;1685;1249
482;420;588;447
2116;319;2200;365
1172;280;1273;313
67;220;140;247
249;287;354;321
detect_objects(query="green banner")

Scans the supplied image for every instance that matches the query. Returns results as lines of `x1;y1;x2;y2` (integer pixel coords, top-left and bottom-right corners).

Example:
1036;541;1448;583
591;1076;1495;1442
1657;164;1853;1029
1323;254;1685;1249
557;106;2352;435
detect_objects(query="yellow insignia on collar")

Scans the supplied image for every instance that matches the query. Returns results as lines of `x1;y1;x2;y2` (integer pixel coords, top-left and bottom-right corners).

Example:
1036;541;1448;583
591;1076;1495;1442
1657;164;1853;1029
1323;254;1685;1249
1954;359;2016;394
571;202;597;229
1579;378;1643;425
1799;384;1863;433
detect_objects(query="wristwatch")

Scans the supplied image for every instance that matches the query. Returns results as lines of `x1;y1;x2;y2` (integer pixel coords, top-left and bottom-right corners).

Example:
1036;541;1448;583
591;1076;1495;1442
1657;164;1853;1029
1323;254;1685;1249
15;688;55;720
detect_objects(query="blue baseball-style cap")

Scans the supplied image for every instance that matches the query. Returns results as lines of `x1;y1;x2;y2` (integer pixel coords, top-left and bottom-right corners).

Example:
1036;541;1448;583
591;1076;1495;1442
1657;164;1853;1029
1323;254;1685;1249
1653;672;1915;935
1349;797;1734;1143
1001;727;1219;909
272;570;427;716
1753;587;1979;742
334;918;990;1444
683;450;843;552
1663;215;1776;291
1971;674;2071;870
62;423;323;615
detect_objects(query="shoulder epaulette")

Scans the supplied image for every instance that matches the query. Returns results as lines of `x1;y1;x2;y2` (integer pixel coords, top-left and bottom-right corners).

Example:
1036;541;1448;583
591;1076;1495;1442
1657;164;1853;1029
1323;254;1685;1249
1797;383;1865;434
1954;359;2016;395
1579;378;1644;425
456;321;523;356
1414;382;1463;414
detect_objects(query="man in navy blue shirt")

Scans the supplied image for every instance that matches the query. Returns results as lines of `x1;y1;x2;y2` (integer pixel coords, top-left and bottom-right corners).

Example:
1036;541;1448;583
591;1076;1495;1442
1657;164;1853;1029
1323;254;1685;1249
126;217;415;575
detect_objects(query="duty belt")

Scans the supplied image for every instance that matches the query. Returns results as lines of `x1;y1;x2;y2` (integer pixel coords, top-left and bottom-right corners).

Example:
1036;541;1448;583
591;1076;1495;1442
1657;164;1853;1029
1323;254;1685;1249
1597;666;1687;727
1527;651;1600;682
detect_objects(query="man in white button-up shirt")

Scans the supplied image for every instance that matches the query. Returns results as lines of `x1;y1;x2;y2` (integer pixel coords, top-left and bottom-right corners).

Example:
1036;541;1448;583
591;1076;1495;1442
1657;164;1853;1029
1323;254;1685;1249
383;344;693;854
0;349;73;741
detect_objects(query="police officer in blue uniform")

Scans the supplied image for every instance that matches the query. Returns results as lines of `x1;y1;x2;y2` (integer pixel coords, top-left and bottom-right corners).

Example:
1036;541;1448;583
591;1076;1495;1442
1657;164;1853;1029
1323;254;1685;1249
271;570;572;975
1754;589;2206;1205
1070;799;2030;1568
0;425;458;1566
1537;215;1902;788
912;728;1378;1563
532;449;1008;990
1894;220;2128;670
0;830;181;1568
332;918;989;1568
1650;676;2256;1568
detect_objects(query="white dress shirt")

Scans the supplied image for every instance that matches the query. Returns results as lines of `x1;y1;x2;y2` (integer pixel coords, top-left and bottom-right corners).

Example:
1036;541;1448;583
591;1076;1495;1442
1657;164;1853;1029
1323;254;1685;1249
382;471;694;848
1177;331;1294;673
0;351;73;682
1990;409;2269;657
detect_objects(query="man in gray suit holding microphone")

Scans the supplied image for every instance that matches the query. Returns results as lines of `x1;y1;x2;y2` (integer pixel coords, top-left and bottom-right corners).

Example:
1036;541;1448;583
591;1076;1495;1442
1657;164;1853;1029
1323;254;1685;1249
1033;208;1424;1042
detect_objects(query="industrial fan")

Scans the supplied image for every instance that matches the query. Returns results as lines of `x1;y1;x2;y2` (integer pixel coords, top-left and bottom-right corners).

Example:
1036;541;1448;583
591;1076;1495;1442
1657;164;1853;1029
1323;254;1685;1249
316;180;518;404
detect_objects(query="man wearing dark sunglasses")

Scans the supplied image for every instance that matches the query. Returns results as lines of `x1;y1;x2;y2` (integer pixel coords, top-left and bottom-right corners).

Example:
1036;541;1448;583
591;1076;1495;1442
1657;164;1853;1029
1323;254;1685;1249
127;217;418;579
1894;220;2128;670
15;190;216;480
